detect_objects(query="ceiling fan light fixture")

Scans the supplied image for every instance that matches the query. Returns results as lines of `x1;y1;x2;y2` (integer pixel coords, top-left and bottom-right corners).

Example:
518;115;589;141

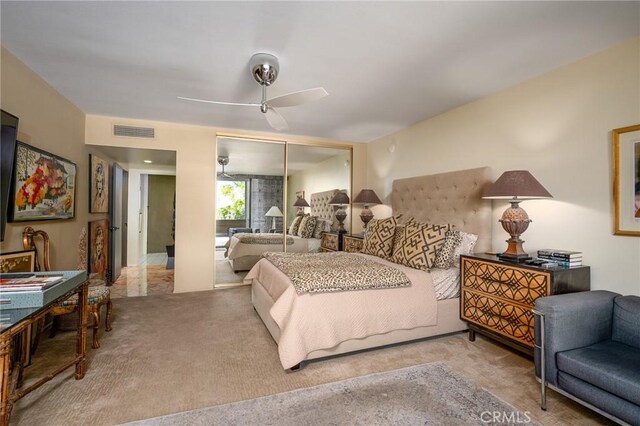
250;53;279;86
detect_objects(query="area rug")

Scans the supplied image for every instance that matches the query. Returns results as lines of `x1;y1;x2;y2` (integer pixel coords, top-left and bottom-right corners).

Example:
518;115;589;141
124;362;530;425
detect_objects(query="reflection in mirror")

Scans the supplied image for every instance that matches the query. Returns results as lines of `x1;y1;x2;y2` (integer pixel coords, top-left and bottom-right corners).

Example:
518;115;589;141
215;137;285;286
286;144;352;237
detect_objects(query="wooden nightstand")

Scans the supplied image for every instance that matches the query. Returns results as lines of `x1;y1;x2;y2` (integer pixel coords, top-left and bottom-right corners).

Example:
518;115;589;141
320;232;342;252
343;234;364;253
460;254;590;355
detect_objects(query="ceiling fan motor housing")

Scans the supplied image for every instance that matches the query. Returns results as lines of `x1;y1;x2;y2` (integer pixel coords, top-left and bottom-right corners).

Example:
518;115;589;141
250;53;279;86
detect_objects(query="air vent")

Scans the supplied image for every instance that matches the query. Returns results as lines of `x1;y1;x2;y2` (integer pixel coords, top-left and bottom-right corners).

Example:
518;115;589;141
113;124;155;139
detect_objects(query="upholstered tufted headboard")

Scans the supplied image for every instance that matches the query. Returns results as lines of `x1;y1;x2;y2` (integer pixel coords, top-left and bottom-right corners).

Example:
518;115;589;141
391;167;493;253
310;189;340;230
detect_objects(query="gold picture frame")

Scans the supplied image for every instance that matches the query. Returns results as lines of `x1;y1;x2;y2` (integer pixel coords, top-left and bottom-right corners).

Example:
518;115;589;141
295;190;305;200
613;124;640;236
0;249;36;273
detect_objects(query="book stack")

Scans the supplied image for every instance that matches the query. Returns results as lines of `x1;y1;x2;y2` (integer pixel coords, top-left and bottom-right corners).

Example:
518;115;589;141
0;274;64;292
537;249;582;267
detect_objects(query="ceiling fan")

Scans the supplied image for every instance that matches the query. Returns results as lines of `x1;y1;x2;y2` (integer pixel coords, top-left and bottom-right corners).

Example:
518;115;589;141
178;53;328;131
217;156;233;178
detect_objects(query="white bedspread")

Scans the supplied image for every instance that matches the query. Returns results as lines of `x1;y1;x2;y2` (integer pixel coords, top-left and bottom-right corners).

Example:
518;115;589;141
227;234;321;260
244;253;438;369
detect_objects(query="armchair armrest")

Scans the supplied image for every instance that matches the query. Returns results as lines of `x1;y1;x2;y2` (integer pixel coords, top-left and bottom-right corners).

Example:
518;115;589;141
534;290;618;387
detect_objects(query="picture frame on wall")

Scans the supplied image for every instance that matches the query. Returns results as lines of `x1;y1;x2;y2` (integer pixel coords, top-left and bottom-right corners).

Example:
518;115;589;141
295;190;305;200
0;249;36;273
89;154;110;213
88;219;109;278
613;124;640;236
10;141;76;222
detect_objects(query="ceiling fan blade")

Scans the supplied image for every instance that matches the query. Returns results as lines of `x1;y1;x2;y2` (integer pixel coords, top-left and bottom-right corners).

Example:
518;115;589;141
265;107;288;131
266;87;328;108
177;96;261;107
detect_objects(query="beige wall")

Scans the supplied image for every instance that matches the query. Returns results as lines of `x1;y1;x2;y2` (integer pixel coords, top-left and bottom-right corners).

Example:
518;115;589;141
85;116;366;292
367;37;640;295
0;48;112;272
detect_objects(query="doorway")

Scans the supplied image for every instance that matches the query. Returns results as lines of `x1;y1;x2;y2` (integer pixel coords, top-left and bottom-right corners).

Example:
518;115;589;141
88;146;177;298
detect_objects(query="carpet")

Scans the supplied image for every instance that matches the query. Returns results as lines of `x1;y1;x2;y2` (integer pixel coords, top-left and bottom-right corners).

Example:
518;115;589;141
125;362;529;426
215;248;248;283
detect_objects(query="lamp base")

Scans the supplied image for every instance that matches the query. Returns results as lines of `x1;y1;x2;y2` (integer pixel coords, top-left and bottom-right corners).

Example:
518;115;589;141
335;208;347;233
497;201;532;262
360;207;373;230
497;239;532;263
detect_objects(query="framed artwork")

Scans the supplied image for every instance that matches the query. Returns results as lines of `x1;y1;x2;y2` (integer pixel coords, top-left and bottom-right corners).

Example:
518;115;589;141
89;154;109;213
10;141;76;221
613;124;640;236
88;219;109;278
0;249;36;273
295;190;305;200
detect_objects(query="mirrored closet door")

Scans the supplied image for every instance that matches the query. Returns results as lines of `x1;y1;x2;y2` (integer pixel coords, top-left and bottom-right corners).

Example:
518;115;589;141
286;143;352;235
215;136;285;286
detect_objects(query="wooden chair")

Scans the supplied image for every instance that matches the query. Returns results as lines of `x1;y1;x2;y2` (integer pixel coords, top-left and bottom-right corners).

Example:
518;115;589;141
22;226;113;349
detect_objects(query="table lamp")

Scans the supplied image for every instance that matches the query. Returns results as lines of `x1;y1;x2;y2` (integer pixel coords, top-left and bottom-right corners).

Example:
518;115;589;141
293;197;310;216
353;189;382;230
265;206;283;230
483;170;552;262
328;191;350;233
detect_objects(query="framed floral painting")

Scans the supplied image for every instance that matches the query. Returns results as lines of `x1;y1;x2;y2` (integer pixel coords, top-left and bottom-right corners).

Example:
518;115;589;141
89;154;109;213
613;124;640;236
10;141;76;221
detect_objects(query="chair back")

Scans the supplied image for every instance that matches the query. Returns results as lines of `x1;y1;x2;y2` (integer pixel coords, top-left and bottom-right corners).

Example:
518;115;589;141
22;226;51;272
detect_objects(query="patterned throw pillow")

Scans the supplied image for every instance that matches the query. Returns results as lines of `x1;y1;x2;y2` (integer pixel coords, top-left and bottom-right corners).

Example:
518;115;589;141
298;215;317;238
433;230;463;269
289;215;303;235
362;216;399;259
391;221;452;271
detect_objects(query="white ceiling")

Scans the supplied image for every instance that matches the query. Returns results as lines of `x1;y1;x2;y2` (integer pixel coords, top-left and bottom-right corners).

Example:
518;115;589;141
1;2;638;143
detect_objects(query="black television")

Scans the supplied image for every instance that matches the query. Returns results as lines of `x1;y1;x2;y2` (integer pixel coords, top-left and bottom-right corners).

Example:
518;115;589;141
1;110;19;242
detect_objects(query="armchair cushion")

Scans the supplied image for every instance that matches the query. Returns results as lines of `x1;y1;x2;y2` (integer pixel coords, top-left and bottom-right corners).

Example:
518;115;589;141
535;290;617;386
557;340;640;406
58;286;110;307
612;295;640;349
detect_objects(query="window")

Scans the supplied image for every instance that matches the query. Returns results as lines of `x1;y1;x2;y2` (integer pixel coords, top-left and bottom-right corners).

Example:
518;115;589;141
216;180;247;220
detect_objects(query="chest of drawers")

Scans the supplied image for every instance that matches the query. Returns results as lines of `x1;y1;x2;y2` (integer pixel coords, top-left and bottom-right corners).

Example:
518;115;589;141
460;254;590;354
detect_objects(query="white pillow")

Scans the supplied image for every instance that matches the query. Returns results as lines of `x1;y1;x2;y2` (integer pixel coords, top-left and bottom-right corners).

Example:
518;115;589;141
452;231;479;264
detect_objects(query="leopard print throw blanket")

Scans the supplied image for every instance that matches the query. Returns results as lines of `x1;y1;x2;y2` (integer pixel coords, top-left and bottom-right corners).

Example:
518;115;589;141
263;252;411;295
235;233;294;245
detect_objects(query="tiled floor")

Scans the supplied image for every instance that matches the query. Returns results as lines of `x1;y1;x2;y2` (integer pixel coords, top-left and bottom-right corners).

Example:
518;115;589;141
110;253;174;298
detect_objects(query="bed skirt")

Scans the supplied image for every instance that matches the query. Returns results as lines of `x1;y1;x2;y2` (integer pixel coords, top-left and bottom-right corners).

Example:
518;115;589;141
251;276;467;367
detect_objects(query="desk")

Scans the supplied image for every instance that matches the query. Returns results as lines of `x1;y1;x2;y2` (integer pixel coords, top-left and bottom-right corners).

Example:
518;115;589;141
0;271;88;426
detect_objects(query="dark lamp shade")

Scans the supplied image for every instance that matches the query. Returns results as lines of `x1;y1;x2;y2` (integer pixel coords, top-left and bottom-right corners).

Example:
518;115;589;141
353;189;382;205
293;197;310;208
483;170;552;200
328;192;350;205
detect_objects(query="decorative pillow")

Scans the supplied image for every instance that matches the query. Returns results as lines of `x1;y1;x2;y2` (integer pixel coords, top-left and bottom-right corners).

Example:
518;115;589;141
452;231;479;263
362;216;399;259
433;230;463;269
289;215;303;235
298;215;317;238
391;222;452;271
312;218;331;239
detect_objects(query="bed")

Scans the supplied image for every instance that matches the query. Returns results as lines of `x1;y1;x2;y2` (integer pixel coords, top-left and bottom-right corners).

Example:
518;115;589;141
226;189;340;272
247;167;493;369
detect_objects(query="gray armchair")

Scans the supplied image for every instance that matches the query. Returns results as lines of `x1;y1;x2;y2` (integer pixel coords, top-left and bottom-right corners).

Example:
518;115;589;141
534;291;640;425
